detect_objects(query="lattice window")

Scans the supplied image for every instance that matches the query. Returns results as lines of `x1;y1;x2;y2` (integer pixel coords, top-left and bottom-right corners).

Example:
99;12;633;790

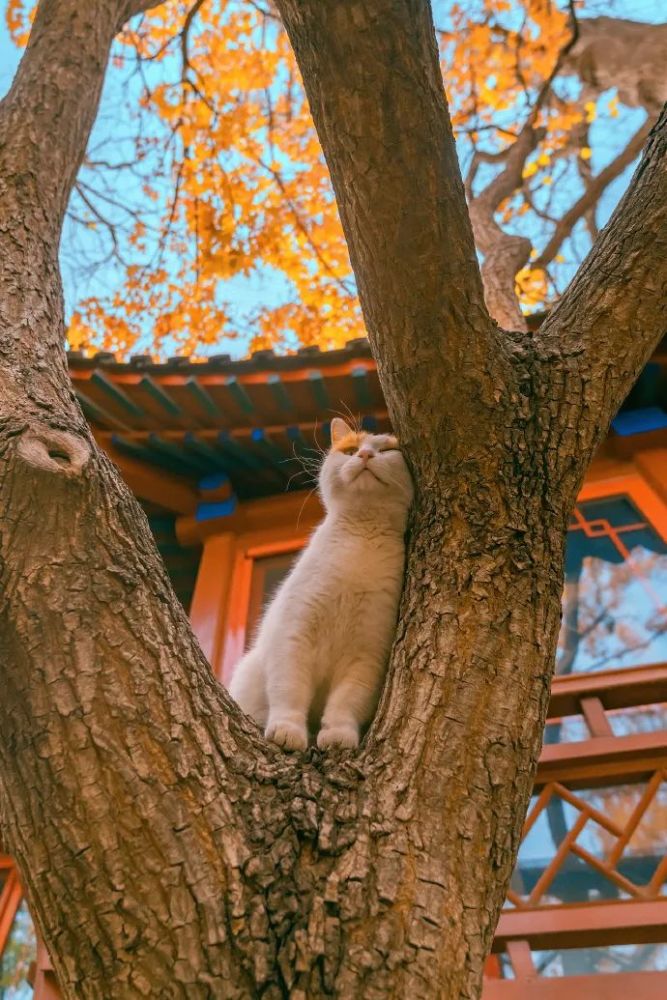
507;772;667;909
558;495;667;675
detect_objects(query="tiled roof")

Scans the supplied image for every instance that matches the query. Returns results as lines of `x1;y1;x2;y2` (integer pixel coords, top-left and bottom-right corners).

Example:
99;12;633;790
69;333;667;510
68;333;667;611
69;338;390;502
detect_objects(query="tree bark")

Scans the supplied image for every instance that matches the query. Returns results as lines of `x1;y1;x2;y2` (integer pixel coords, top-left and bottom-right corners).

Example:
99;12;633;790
1;2;666;999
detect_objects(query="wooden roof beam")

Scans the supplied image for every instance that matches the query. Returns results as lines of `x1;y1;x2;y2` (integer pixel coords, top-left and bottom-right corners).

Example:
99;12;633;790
98;437;199;515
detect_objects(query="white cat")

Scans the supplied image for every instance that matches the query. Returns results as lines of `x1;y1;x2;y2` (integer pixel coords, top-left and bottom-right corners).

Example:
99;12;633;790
228;417;414;751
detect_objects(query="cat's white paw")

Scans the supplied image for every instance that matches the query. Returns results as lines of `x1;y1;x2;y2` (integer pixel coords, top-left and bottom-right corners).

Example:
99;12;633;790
265;720;308;751
317;724;359;750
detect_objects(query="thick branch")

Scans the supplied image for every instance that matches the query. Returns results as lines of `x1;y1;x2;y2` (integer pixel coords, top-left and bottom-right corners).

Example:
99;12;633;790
560;17;667;116
467;3;578;330
0;0;166;239
274;0;497;452
541;104;667;460
468;126;542;330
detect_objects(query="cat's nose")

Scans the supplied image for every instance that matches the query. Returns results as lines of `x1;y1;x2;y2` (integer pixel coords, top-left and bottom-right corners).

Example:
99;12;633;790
357;447;374;462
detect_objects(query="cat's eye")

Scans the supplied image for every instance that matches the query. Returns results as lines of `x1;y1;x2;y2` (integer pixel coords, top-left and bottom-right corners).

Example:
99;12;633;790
342;446;357;455
380;446;398;452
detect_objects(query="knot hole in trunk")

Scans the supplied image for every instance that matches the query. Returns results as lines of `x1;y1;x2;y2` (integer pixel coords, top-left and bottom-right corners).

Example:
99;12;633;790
17;426;90;477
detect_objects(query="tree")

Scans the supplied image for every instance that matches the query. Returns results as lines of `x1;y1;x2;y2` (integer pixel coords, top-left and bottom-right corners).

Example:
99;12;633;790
0;2;665;999
5;0;665;353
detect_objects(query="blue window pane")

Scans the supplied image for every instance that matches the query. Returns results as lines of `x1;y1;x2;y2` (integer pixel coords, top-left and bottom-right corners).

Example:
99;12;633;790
559;494;667;674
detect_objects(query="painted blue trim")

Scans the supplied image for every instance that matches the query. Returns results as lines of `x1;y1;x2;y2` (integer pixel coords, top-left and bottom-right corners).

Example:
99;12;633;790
199;472;231;492
195;496;238;522
612;407;667;437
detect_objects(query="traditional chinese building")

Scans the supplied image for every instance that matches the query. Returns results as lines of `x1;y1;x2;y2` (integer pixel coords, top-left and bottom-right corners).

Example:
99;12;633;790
2;335;666;997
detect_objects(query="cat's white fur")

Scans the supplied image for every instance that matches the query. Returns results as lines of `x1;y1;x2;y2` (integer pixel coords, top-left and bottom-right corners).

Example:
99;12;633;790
228;417;413;751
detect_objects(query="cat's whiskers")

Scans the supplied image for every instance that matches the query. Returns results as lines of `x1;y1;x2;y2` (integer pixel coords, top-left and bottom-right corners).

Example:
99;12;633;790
284;469;315;491
296;485;319;529
312;420;328;460
330;402;361;434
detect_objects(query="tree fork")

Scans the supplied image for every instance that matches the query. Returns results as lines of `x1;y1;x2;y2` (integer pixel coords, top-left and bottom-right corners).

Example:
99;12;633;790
0;1;666;998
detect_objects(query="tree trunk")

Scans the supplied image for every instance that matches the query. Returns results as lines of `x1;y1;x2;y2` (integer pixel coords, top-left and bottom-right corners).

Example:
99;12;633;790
1;2;666;998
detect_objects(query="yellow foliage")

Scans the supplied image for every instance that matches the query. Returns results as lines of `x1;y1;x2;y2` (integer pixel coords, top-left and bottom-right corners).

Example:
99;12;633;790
5;0;34;45
515;266;547;307
7;0;624;354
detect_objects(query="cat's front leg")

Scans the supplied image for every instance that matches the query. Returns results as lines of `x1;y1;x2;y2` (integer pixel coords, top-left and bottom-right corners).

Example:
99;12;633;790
264;644;314;752
317;658;383;750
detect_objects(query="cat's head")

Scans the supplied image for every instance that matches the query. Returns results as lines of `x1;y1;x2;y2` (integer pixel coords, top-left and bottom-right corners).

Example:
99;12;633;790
318;417;414;520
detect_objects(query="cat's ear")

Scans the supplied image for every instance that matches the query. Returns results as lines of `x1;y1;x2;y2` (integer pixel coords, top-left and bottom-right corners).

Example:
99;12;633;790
330;417;354;445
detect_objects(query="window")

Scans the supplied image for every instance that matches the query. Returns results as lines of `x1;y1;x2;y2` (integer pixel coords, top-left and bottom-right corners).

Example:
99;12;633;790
558;493;667;675
508;777;667;909
0;898;35;999
245;552;296;647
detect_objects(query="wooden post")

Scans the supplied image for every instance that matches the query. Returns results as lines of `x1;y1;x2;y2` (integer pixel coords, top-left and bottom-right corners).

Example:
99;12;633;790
635;449;667;507
30;938;61;1000
189;532;236;681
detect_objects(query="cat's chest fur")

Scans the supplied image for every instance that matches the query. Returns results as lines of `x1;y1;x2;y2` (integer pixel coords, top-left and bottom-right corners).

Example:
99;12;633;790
264;521;404;669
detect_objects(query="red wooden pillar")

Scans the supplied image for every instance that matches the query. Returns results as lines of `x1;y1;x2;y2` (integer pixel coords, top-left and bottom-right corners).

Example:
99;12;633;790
30;938;60;999
189;532;236;681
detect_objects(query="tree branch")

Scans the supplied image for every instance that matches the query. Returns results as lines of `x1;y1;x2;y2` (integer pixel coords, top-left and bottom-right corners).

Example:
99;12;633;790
541;104;667;462
467;1;579;330
0;0;169;241
533;118;652;269
468;126;543;330
274;0;496;451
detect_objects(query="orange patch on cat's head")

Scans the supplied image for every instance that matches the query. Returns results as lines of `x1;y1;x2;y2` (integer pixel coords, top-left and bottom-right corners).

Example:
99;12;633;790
332;431;368;453
330;417;364;452
330;417;400;453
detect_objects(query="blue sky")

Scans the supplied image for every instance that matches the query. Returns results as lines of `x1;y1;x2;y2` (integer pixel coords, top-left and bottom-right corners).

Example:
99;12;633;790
1;1;664;358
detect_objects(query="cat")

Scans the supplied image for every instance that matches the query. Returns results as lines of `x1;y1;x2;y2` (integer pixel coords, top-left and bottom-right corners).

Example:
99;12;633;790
228;416;414;751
